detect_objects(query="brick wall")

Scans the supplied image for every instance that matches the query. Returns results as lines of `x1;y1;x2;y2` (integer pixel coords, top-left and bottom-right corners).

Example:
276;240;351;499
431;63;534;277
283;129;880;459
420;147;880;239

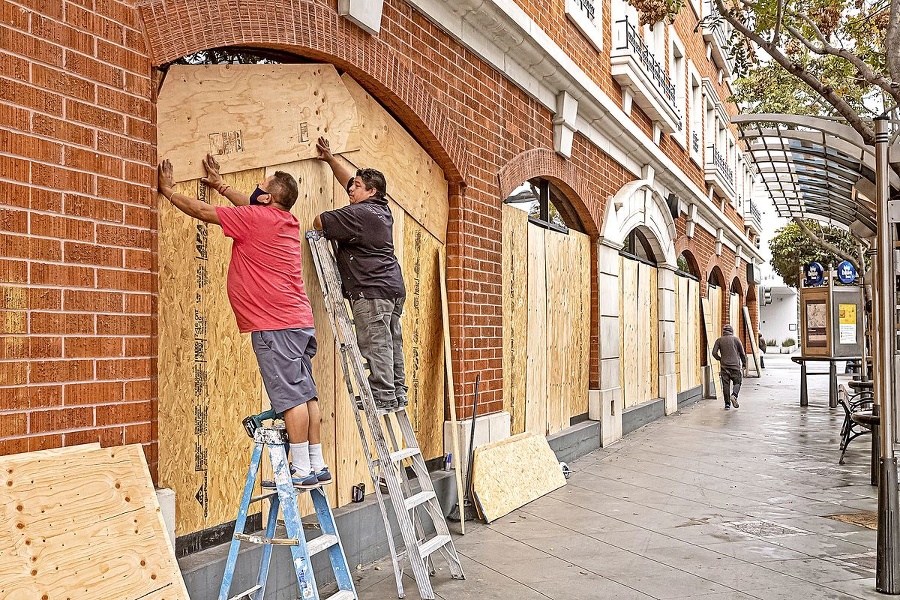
0;0;157;476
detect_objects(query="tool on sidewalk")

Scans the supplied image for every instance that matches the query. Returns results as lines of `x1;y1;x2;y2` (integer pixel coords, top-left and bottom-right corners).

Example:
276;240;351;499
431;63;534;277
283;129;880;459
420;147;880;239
448;374;480;523
219;410;357;600
307;230;465;600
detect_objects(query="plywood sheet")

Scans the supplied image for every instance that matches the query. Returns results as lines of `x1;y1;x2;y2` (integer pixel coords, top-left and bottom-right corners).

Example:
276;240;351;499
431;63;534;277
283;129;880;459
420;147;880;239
649;265;659;399
502;204;529;435
472;433;566;523
729;292;740;333
0;444;189;600
700;296;723;400
525;226;548;435
340;74;449;243
401;216;445;461
158;172;264;536
620;257;637;407
675;276;702;391
742;305;762;377
158;64;360;181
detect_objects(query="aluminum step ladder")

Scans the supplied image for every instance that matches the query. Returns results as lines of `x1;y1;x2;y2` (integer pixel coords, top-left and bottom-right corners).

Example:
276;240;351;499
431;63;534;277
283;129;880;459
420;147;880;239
218;414;356;600
306;230;465;599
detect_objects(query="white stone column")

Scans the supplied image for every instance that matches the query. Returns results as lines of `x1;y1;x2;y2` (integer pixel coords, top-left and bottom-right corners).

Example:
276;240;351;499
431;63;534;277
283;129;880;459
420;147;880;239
657;265;678;414
593;240;623;446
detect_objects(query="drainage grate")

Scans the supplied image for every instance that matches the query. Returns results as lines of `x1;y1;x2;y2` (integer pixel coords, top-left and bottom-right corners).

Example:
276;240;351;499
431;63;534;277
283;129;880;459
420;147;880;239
723;520;808;537
825;512;878;530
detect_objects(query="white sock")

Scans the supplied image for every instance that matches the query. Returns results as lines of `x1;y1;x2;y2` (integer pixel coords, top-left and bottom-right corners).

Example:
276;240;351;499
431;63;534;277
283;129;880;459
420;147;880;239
290;442;310;475
309;443;325;472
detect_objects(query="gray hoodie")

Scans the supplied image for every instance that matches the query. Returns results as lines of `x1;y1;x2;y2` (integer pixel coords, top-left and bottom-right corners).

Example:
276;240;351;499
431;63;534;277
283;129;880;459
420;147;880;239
712;329;746;369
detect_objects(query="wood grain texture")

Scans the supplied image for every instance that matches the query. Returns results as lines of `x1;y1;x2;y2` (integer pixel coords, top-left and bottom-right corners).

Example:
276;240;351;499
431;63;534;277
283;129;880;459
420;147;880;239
0;444;189;600
701;295;723;400
157;64;359;181
525;226;548;435
339;75;449;243
502;205;529;435
472;433;566;523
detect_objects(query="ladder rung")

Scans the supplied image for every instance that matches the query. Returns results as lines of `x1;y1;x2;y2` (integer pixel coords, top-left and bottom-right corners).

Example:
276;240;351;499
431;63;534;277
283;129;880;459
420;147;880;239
249;491;277;504
404;490;436;512
306;533;338;556
418;534;452;559
389;446;421;463
325;591;356;600
234;532;298;546
228;584;262;600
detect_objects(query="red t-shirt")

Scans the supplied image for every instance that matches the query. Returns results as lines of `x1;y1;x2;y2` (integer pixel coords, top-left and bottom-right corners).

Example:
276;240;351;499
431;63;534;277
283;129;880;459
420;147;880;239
215;205;314;333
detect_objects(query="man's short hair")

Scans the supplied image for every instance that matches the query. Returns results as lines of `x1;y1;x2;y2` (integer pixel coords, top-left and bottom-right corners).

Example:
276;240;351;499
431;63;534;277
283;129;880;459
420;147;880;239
270;171;299;209
354;168;387;200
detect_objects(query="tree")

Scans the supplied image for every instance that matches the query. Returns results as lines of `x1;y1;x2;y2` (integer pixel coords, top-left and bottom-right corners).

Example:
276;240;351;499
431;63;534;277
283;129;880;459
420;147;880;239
768;220;864;287
700;0;899;147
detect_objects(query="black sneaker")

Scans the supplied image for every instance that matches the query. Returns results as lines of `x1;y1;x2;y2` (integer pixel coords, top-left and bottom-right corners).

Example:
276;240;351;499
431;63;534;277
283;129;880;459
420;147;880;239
725;403;731;410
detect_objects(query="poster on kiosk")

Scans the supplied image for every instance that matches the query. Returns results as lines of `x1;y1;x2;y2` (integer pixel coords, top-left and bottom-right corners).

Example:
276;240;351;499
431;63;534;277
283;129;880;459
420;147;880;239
799;261;863;358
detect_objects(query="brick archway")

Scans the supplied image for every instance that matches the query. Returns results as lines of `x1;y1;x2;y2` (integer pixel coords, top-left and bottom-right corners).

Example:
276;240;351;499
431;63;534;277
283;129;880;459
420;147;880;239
137;0;468;187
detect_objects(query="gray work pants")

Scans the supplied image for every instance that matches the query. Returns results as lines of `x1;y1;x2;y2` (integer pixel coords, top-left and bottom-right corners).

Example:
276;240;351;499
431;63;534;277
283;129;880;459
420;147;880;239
352;297;408;406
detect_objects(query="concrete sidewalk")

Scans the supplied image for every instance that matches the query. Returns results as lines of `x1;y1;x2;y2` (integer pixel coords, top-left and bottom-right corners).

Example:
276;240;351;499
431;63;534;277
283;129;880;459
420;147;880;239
347;353;890;599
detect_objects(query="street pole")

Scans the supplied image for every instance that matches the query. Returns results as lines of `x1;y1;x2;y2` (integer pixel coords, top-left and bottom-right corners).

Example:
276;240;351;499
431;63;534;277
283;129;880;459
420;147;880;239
874;115;900;594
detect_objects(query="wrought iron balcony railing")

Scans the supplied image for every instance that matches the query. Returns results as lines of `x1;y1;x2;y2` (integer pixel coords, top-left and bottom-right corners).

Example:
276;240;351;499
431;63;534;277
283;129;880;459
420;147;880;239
748;200;762;230
707;144;734;183
615;17;676;110
692;132;699;153
576;0;595;20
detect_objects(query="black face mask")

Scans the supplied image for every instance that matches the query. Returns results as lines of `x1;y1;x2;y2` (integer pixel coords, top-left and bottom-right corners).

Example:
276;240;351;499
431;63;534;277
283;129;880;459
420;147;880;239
249;186;268;205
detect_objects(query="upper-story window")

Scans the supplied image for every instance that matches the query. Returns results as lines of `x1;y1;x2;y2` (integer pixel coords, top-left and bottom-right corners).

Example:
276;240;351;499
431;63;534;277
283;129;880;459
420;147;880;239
504;178;584;234
689;64;703;165
566;0;604;52
670;30;687;148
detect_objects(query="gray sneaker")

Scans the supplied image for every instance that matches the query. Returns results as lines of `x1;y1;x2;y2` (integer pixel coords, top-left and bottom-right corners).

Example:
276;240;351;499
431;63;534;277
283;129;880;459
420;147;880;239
731;394;740;409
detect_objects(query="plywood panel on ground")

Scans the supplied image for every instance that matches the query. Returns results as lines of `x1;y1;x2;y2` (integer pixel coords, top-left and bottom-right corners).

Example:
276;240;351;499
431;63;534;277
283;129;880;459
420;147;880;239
525;226;548;435
340;75;448;243
502;204;529;435
472;433;566;523
701;296;723;400
742;305;762;377
157;64;359;181
0;444;189;600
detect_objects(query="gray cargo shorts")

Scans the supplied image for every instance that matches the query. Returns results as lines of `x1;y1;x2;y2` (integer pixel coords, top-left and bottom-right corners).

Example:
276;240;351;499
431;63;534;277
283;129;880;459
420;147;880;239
251;327;318;413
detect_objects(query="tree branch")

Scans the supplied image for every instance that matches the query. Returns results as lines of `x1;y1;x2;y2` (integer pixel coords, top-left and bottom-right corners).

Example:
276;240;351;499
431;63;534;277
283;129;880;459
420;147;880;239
793;218;860;268
772;0;784;44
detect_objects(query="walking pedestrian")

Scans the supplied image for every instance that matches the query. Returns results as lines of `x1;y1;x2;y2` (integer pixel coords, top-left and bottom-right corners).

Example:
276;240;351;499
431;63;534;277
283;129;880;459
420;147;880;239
758;331;766;369
713;324;747;409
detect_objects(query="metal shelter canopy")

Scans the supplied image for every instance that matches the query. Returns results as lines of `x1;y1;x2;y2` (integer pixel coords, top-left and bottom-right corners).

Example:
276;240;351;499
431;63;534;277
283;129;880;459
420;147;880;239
732;114;900;236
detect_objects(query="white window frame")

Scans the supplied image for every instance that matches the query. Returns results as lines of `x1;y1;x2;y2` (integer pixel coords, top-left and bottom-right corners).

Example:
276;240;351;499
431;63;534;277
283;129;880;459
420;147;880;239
688;62;703;166
566;0;604;52
669;29;687;148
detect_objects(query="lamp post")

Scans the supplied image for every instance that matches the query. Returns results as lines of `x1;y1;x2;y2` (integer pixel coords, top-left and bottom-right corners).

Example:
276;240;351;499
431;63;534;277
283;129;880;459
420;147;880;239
874;115;900;593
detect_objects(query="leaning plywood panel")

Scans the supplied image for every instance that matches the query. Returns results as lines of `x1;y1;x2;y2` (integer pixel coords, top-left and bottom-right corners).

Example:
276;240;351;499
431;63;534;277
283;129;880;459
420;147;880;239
620;258;639;408
401;216;445;461
0;444;189;600
701;297;723;401
340;74;449;243
158;172;264;536
525;225;548;435
574;232;591;418
502;204;529;435
545;228;569;435
472;432;566;523
157;64;359;181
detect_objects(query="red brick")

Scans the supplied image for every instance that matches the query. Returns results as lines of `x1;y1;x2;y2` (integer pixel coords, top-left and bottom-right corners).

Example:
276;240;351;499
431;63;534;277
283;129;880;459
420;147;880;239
0;311;27;334
0;412;27;437
97;131;152;163
0;437;28;455
31;163;95;195
28;434;62;451
96;357;150;380
29;288;62;310
0;79;63;116
123;205;153;229
95;0;139;29
124;422;152;444
0;103;29;130
0;29;63;66
96;223;151;248
30;406;93;433
65;426;124;447
97;268;151;291
0;336;27;360
125;379;152;402
0;360;27;385
29;336;62;359
125;116;154;142
31;14;94;56
26;385;62;409
32;114;95;147
30;312;94;335
66;3;124;45
0;385;28;410
0;129;63;163
63;241;123;267
30;262;95;287
97;314;150;336
64;289;123;312
97;177;148;204
96;399;150;426
124;249;152;270
124;337;151;357
0;209;27;234
0;258;28;283
0;232;61;261
29;213;95;242
0;51;28;81
65;194;124;223
64;336;122;358
124;293;153;314
66;98;125;132
64;381;123;405
0;155;29;183
64;147;124;178
30;359;93;384
0;2;30;29
31;63;95;102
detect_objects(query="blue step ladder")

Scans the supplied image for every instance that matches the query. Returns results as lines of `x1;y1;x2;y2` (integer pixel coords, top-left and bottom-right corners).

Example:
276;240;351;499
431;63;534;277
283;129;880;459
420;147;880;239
218;411;357;600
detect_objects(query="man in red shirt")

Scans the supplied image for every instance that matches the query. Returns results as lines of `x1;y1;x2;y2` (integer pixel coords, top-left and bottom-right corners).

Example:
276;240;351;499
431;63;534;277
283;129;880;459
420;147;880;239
158;155;330;487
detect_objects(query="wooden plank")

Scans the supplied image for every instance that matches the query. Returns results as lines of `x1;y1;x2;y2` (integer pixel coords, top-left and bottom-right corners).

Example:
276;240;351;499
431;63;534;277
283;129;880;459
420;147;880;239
700;296;723;400
0;444;189;600
545;228;568;435
649;265;659;399
729;292;740;333
525;225;548;434
158;172;264;536
340;75;449;244
401;216;444;461
574;231;591;417
742;305;762;377
690;279;702;388
620;257;637;407
502;204;529;435
157;64;359;182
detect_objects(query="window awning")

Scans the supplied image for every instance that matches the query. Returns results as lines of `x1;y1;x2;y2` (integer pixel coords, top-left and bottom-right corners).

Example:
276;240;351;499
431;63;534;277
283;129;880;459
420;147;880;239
732;114;900;237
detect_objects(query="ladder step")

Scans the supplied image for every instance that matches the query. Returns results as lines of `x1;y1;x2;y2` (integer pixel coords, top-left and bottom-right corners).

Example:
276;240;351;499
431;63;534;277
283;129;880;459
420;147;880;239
404;490;436;512
306;533;339;556
325;591;356;600
234;532;298;546
418;534;452;559
228;584;262;600
249;491;277;504
389;446;421;463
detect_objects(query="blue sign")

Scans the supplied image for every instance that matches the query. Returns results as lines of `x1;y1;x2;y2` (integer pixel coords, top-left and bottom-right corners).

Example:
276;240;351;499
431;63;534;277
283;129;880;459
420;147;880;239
804;262;825;286
836;260;857;284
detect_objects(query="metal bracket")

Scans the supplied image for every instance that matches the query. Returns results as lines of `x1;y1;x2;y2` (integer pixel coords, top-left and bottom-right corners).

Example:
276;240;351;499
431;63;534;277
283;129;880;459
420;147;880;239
888;200;900;223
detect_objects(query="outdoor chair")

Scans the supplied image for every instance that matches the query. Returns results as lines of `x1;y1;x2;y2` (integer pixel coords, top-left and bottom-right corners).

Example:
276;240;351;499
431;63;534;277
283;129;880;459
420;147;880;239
838;381;874;465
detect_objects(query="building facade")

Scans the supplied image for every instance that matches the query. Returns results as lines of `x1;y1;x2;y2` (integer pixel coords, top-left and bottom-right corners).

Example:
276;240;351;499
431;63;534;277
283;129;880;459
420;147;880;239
0;0;762;540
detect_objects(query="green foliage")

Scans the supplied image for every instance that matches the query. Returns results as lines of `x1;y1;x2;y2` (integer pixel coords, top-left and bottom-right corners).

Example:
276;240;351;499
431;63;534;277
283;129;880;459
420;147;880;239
766;338;778;346
782;338;796;347
768;220;861;288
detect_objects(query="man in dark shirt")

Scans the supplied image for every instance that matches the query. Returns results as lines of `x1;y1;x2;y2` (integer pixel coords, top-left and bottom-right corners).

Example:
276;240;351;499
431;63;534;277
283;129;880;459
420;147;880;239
313;137;408;412
712;324;747;410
